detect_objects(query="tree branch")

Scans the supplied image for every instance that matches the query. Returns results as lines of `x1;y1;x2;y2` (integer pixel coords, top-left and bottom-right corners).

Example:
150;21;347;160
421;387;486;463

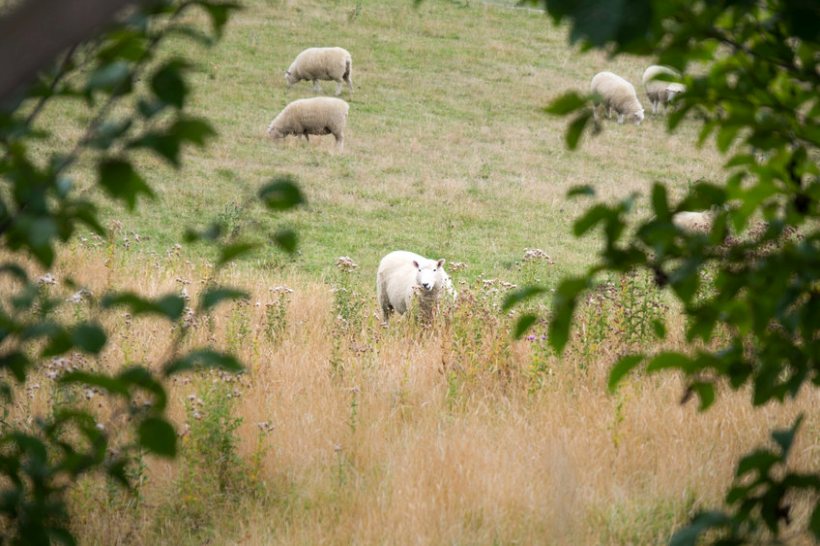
0;0;146;103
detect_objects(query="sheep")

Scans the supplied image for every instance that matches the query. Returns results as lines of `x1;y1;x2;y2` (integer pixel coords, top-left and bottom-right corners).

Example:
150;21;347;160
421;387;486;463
589;71;645;125
376;250;456;323
267;97;349;151
285;47;353;97
642;65;686;114
672;211;713;234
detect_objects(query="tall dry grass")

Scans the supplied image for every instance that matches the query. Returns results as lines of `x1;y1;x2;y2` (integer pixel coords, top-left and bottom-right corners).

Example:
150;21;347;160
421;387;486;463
6;245;817;545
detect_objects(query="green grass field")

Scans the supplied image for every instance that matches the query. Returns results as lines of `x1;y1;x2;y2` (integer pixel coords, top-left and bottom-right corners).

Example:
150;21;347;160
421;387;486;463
50;0;725;284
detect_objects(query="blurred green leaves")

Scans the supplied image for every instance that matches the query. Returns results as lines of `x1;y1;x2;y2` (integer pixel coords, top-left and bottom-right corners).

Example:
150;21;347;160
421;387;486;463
518;1;819;542
0;1;275;544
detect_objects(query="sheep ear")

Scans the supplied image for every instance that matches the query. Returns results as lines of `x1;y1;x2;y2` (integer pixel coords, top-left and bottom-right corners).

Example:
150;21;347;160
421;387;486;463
437;259;445;268
412;260;420;269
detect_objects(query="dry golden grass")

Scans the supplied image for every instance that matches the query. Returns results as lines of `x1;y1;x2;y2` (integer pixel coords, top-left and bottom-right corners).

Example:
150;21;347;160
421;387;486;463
8;247;817;545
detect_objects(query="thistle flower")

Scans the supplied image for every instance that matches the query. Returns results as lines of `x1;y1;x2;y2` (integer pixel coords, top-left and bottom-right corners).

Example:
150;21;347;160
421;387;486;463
335;256;358;272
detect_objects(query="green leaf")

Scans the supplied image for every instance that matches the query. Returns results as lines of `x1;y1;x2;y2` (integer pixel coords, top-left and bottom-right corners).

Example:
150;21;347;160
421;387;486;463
41;328;73;357
646;352;692;373
772;415;803;458
716;124;740;153
151;60;189;108
651;319;666;339
217;242;259;266
566;110;592;150
194;1;241;37
163;349;243;376
86;61;131;93
170;117;215;147
102;293;185;320
690;381;715;411
608;354;645;392
200;287;248;311
47;527;77;546
71;323;106;354
513;314;538;339
273;229;298;253
138;417;176;458
0;263;28;282
117;366;167;410
128;133;180;166
549;276;589;353
259;177;305;211
88;119;132;149
127;118;214;167
502;286;547;311
97;158;154;210
60;371;130;397
573;204;611;236
669;511;731;546
544;92;587;115
650;183;670;218
0;351;30;382
567;185;595;198
735;449;779;479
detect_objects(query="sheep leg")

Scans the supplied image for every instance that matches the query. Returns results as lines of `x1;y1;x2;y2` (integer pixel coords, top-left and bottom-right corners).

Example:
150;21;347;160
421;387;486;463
334;132;344;152
617;112;625;124
312;80;320;93
377;281;392;323
335;81;342;96
303;134;310;142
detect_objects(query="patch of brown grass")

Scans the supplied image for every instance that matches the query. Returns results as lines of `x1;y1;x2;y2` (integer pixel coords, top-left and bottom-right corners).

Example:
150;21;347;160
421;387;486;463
7;247;817;545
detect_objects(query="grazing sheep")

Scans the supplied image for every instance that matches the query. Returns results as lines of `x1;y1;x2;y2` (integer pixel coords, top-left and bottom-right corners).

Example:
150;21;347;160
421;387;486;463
642;65;686;114
267;97;349;151
672;211;713;234
376;251;456;323
285;47;353;97
590;71;645;125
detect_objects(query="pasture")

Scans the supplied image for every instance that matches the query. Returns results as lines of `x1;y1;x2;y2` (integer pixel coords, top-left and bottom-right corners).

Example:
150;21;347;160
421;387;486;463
14;0;819;544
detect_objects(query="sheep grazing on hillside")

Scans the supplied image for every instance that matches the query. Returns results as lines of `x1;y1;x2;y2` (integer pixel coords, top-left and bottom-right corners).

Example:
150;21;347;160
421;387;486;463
376;251;456;323
672;211;713;234
590;71;644;125
642;65;686;114
267;97;349;151
285;47;353;97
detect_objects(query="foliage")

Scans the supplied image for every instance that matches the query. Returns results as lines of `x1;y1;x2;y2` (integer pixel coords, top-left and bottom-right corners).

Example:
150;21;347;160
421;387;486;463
0;1;304;543
511;0;820;542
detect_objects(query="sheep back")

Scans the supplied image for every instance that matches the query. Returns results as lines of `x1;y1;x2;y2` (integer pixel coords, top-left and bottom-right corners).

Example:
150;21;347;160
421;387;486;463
672;211;713;233
267;97;349;147
287;47;352;85
590;71;644;123
642;65;685;108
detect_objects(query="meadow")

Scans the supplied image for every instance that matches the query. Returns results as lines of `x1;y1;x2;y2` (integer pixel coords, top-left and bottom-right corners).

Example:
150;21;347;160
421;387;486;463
11;0;819;544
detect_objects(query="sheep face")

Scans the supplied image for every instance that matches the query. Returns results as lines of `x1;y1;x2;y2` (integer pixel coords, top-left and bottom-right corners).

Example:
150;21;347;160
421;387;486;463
284;70;298;87
632;109;645;125
268;125;285;139
412;259;445;292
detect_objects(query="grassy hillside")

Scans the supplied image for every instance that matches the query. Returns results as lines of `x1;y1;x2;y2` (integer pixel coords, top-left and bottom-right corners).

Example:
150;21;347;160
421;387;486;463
50;0;723;286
